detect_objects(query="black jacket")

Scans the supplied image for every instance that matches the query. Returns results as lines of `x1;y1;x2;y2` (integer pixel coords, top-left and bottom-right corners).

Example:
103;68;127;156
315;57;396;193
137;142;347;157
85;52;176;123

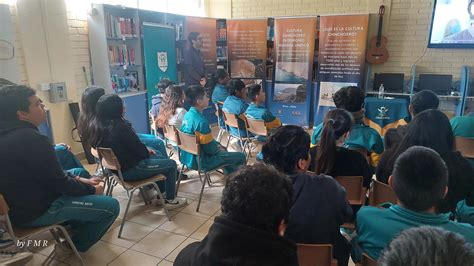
285;173;353;266
95;121;149;172
174;216;298;266
0;121;95;225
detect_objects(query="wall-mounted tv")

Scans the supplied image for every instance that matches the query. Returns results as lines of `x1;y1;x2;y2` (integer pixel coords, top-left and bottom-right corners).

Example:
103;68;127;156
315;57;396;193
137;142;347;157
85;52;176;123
428;0;474;48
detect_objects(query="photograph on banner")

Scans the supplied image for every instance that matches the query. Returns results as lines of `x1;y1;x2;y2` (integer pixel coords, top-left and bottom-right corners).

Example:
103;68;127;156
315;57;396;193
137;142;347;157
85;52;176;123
318;81;357;106
317;15;369;84
185;16;217;74
227;19;268;79
274;17;317;84
273;83;307;103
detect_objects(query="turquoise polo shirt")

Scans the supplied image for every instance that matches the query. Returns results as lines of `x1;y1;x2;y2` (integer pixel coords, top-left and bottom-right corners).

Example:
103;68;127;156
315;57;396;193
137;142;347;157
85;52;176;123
357;204;474;260
180;107;226;171
222;95;249;137
245;103;281;130
457;200;474;226
450;113;474;139
312;121;384;166
211;84;229;104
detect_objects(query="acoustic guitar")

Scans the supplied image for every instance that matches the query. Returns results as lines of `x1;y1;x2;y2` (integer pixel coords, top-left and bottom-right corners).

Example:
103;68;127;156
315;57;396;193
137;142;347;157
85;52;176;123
366;5;389;65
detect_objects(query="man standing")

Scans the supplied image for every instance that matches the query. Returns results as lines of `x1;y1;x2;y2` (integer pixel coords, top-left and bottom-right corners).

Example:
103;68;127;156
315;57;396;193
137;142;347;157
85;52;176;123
184;32;206;88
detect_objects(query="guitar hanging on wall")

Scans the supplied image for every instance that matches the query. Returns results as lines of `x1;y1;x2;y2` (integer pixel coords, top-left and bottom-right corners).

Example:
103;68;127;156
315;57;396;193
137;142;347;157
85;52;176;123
366;5;389;65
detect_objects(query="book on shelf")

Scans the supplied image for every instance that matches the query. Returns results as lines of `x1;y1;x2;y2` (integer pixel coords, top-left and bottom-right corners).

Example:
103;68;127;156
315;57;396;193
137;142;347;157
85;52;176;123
108;45;136;66
175;23;184;41
216;20;227;41
111;70;139;93
105;13;136;38
216;46;227;58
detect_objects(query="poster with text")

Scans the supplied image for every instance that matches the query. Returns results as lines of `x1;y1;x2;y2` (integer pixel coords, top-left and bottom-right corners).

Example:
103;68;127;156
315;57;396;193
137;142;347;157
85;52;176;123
227;19;267;80
185;17;217;74
314;14;368;125
269;17;317;126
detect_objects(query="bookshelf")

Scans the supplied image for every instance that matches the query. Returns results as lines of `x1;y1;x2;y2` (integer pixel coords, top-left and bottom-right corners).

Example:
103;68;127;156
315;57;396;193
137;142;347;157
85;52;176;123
216;19;227;70
266;18;275;81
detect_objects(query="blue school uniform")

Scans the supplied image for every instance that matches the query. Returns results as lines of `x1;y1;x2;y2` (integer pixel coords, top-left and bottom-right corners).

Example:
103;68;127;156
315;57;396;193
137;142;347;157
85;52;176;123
212;84;229;104
222;96;249;137
180;107;246;174
245;103;282;131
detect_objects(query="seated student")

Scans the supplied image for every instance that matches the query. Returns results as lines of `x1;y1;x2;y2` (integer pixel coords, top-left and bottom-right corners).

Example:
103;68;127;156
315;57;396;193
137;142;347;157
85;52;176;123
263;125;352;266
378;226;474;266
174;164;297;266
156;85;187;130
90;94;187;208
54;143;90;179
450;108;474;169
0;85;119;253
149;78;174;137
245;84;281;133
376;109;474;214
180;86;246;174
222;79;249;151
357;146;474;261
309;109;372;188
312;86;383;167
210;69;230;104
384;90;439;149
77;86;168;158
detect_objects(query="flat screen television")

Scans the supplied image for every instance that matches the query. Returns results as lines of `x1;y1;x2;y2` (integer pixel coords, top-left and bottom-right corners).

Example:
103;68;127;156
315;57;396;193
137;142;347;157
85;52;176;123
428;0;474;48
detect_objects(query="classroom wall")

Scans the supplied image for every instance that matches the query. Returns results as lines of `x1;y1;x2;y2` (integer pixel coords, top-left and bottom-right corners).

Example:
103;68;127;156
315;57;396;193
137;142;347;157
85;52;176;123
231;0;474;80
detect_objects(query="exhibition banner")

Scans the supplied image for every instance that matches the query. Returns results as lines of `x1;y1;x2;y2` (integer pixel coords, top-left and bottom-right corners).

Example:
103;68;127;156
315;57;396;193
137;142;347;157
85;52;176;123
227;19;267;80
142;23;178;107
314;14;369;124
269;17;317;126
185;16;217;74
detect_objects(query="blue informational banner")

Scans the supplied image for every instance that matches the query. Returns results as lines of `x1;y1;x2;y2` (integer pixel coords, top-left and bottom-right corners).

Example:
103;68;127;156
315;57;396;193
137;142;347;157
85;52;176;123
142;23;178;107
314;15;369;126
269;17;317;126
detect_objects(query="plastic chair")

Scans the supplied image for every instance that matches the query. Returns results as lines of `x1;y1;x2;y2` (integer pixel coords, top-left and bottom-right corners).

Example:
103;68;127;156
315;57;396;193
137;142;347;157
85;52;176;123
369;180;397;206
175;129;230;212
97;148;171;238
335;176;367;229
296;243;338;266
0;194;84;264
454;136;474;159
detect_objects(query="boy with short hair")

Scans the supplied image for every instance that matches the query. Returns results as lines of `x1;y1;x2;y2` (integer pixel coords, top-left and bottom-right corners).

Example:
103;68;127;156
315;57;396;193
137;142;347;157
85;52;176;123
357;146;474;260
245;84;281;132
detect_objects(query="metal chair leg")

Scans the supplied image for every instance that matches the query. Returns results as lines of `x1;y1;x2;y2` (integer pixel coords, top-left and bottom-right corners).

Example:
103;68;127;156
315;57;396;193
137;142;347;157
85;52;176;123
118;189;135;238
175;164;185;196
152;183;171;221
139;188;150;205
196;171;207;212
56;226;84;265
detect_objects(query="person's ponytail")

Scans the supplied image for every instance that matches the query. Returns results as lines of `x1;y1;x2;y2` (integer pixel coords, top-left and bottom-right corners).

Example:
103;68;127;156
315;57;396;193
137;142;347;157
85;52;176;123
316;118;337;175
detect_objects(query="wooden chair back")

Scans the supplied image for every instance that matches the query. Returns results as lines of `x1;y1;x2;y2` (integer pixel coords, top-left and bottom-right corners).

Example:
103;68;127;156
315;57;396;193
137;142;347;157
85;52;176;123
90;147;99;159
335;176;366;205
350;147;369;161
97;147;121;171
454;136;474;158
222;110;240;129
176;130;200;156
369;180;397;206
361;253;378;266
297;243;337;266
244;115;267;136
163;124;178;143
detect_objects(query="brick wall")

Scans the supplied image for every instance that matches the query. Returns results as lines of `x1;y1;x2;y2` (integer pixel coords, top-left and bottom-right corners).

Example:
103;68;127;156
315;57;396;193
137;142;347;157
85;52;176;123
8;5;28;85
232;0;474;79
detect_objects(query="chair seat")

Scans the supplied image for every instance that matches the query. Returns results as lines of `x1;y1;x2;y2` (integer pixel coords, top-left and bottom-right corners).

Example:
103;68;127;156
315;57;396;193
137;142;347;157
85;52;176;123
120;174;166;190
13;224;61;239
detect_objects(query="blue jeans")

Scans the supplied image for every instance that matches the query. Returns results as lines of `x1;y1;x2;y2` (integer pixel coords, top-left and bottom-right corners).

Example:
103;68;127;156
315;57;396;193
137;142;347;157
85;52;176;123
21;195;119;252
138;134;168;158
123;155;177;200
54;145;90;178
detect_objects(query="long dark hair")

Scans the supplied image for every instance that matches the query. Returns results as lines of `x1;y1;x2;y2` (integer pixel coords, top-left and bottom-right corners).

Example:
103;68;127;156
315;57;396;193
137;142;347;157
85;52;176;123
77;86;105;145
382;109;454;178
156;85;184;128
207;69;229;95
89;94;126;147
315;109;354;175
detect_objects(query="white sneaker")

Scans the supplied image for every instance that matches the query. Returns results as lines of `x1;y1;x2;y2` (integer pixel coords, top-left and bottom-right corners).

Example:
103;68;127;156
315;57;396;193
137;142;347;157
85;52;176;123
0;251;33;265
156;197;188;210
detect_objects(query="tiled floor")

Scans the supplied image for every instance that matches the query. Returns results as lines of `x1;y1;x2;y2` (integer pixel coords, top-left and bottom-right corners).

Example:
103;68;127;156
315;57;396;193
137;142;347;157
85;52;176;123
25;128;356;265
